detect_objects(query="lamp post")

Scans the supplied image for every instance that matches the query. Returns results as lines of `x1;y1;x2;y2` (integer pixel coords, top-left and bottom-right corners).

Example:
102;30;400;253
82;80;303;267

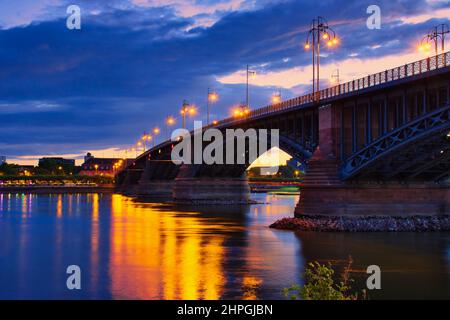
232;104;251;118
271;90;282;104
246;65;256;109
165;116;175;138
180;100;196;129
419;24;449;55
331;68;340;85
207;88;218;125
141;132;149;151
304;16;339;101
152;127;160;147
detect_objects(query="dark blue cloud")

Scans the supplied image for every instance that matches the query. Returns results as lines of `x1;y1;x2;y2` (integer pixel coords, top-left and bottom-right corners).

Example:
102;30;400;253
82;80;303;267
0;0;449;159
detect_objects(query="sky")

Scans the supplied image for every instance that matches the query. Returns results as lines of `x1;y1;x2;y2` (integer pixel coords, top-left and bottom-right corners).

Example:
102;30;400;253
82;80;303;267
1;0;450;165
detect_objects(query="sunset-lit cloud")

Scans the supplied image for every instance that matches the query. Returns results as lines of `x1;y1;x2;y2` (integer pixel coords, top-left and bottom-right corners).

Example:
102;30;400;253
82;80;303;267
218;51;426;92
8;147;130;166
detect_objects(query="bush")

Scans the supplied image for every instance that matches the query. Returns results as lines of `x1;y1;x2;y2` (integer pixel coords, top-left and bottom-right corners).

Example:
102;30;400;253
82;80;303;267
283;257;364;300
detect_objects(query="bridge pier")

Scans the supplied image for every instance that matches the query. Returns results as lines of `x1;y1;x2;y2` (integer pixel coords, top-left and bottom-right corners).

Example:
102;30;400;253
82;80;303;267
136;180;175;198
295;183;450;217
295;103;450;218
173;177;250;204
135;160;175;198
117;169;143;195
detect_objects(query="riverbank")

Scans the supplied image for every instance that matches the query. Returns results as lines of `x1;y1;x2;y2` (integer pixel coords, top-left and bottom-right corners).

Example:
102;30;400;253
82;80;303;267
270;215;450;232
0;185;115;194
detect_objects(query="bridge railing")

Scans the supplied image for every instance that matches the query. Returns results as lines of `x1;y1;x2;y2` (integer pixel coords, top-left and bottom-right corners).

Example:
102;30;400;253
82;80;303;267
209;51;450;129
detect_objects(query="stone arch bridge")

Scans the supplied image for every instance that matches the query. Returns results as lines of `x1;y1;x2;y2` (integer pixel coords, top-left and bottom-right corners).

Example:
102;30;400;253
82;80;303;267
117;52;450;217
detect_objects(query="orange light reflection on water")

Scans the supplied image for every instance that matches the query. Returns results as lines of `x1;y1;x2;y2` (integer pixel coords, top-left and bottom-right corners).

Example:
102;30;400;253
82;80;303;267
108;194;227;300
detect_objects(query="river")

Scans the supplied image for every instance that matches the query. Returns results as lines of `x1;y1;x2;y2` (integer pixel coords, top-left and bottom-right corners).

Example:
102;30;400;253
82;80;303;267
0;193;449;299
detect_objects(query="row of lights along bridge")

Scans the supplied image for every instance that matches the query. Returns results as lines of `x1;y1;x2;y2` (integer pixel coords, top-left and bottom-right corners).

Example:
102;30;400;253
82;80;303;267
123;17;448;157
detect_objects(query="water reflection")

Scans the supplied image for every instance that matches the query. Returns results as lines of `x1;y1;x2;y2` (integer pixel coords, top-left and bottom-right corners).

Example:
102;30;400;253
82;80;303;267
0;193;449;299
109;195;232;299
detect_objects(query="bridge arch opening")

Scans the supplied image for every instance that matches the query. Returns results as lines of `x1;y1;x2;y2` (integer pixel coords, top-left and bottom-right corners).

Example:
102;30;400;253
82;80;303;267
246;147;298;177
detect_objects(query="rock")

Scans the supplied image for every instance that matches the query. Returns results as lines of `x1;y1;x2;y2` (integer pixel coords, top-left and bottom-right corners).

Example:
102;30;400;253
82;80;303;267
269;215;450;232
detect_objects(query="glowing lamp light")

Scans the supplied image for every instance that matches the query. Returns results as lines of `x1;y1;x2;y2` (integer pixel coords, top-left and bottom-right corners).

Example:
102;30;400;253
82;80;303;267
304;42;310;50
332;37;338;45
322;33;329;40
327;40;333;47
419;42;432;53
166;116;175;126
208;92;218;102
271;94;281;104
153;127;160;134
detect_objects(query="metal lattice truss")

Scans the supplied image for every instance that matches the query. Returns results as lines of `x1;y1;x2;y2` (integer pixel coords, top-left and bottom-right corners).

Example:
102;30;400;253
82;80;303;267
342;104;450;182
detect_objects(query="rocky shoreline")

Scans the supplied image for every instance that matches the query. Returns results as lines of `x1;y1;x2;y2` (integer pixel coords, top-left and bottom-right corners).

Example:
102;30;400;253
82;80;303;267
270;215;450;232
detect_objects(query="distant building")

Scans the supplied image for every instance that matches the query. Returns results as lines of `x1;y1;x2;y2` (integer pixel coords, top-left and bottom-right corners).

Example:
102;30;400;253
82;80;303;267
17;165;35;176
0;156;6;165
38;157;76;174
79;153;131;177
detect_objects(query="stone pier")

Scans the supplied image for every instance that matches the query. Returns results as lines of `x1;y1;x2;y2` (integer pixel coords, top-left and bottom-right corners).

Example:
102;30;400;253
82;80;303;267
294;103;450;218
172;177;251;204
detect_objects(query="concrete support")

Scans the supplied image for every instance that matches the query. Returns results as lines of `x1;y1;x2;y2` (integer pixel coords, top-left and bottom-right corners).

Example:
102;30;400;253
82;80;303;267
134;160;175;198
295;102;450;218
118;169;143;195
295;184;450;217
136;180;175;198
173;176;251;204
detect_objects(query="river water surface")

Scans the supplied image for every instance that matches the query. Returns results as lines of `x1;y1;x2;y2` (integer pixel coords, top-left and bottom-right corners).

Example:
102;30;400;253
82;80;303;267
0;193;449;299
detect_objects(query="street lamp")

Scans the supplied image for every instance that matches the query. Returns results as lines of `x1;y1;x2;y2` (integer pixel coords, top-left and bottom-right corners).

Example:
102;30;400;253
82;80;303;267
141;133;151;151
419;24;449;55
271;90;282;104
246;65;256;109
232;104;250;118
207;88;218;125
304;16;340;101
165;116;175;138
330;68;340;85
180;100;196;129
